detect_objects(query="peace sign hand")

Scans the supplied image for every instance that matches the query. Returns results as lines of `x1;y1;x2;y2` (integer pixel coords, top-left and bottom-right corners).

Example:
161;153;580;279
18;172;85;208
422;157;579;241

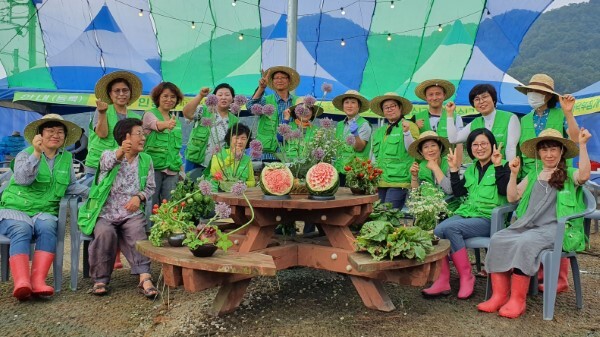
447;147;460;172
491;143;503;166
259;69;270;89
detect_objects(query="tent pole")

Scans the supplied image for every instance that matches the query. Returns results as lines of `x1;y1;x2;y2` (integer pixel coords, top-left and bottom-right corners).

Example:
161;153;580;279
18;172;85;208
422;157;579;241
287;0;298;94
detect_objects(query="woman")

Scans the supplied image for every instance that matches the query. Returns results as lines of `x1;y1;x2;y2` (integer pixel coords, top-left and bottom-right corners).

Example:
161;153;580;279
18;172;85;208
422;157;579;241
183;84;239;172
81;118;158;297
143;82;184;207
0;114;87;300
85;71;142;180
370;92;418;210
282;96;323;159
477;128;591;319
422;128;510;299
408;131;452;193
332;90;372;186
210;123;255;189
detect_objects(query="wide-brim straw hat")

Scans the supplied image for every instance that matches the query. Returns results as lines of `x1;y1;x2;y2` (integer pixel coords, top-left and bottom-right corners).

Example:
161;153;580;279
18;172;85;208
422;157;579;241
520;128;579;159
414;79;456;101
94;71;142;104
266;66;300;91
332;90;370;113
24;114;82;147
289;96;323;120
514;73;560;98
408;131;451;160
370;92;413;117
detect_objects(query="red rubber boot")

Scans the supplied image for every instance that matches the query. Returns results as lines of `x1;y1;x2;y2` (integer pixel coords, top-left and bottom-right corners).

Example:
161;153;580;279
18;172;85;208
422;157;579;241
499;273;530;319
477;272;510;313
539;258;569;293
9;254;32;300
31;251;55;296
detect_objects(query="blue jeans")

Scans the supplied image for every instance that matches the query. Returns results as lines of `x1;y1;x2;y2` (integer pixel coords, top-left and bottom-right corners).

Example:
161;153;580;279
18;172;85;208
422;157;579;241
184;160;202;173
378;187;408;210
152;171;178;207
0;217;57;256
434;215;490;253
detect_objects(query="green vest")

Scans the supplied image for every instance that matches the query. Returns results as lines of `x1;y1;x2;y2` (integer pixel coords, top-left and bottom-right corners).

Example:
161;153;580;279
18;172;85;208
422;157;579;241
334;116;371;173
284;122;316;159
209;149;252;191
518;108;566;177
143;108;183;171
515;168;587;252
256;94;297;153
1;147;72;216
470;110;513;158
85;105;141;169
185;107;239;165
417;159;449;186
78;152;151;235
372;123;413;186
414;109;454;138
454;161;508;219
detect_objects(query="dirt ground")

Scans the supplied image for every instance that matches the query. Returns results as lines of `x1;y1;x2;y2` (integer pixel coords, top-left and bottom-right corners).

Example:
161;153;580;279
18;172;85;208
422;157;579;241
1;228;599;337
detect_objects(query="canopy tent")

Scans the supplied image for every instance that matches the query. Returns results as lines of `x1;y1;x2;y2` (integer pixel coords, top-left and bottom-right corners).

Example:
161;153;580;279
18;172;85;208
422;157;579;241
0;0;559;114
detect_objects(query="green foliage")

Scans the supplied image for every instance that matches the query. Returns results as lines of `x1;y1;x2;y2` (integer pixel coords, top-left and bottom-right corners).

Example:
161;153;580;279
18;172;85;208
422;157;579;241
405;182;451;231
171;177;215;221
355;221;434;261
149;201;194;247
368;201;405;227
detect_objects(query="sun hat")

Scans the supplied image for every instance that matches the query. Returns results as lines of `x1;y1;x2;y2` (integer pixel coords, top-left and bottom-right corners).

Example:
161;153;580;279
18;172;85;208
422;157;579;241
414;79;456;101
370;92;413;117
520;128;578;159
266;66;300;91
94;70;142;104
288;96;324;120
407;131;451;160
24;114;82;147
514;74;560;98
332;90;370;113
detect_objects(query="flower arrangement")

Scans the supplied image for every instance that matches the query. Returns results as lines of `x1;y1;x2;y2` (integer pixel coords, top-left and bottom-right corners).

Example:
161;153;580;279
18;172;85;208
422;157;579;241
344;157;383;194
405;181;451;231
170;176;215;221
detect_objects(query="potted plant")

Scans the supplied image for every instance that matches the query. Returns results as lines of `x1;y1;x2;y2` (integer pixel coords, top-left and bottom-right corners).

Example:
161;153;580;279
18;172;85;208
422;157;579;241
405;181;452;231
355;220;434;261
171;176;216;222
344;157;382;195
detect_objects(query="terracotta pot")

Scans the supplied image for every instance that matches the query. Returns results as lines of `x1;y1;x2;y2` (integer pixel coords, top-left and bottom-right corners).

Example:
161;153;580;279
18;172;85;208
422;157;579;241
189;244;217;257
167;233;185;247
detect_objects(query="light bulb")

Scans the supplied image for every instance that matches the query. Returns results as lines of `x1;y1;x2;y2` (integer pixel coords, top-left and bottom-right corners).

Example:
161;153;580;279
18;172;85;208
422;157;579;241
390;1;395;9
232;0;236;6
239;33;244;40
387;33;392;41
438;24;443;32
340;39;346;46
138;9;143;17
191;21;196;29
341;7;345;15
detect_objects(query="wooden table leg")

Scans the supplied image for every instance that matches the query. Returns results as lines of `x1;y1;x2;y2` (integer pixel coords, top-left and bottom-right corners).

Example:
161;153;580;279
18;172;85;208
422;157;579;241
238;225;277;253
211;278;252;316
350;276;395;312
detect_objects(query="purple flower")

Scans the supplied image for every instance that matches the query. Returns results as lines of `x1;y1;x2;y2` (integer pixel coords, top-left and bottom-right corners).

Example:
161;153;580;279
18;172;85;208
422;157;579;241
303;95;316;108
198;180;213;196
250;149;262;160
211;145;222;155
289;129;303;140
262;104;275;117
277;124;292;138
311;148;325;161
321;82;333;94
294;105;311;119
230;103;241;115
230;181;247;196
233;95;248;107
346;134;356;146
201;117;213;127
320;117;334;129
215;202;232;219
250;104;264;116
205;94;218;107
249;139;263;151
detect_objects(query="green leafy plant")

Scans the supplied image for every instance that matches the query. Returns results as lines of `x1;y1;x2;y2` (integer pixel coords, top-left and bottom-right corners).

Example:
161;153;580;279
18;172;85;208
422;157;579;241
344;157;382;194
355;221;434;261
170;177;215;221
405;181;451;231
149;200;193;247
368;201;405;227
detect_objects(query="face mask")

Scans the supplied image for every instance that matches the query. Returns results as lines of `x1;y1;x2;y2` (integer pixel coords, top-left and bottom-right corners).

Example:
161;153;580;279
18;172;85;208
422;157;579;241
527;92;546;109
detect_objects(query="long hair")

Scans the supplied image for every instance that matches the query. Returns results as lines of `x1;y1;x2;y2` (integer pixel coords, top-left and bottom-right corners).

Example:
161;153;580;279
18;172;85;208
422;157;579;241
537;139;567;190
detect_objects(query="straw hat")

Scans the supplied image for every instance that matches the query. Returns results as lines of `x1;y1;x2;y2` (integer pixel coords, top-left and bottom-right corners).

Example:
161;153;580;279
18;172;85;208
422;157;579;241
94;71;142;104
370;92;413;117
514;74;560;98
520;128;579;159
266;66;300;91
24;114;82;147
414;79;456;101
332;90;370;113
288;96;323;120
407;131;451;160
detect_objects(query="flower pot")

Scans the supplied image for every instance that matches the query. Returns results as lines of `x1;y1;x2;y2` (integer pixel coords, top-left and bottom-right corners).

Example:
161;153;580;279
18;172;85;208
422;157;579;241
167;233;185;247
350;187;367;195
189;244;217;257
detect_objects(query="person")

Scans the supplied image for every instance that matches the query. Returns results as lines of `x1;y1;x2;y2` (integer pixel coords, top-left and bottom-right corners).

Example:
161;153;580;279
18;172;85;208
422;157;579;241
407;131;455;198
246;66;300;162
85;71;142;180
332;90;372;186
182;84;239;172
413;79;464;138
0;114;88;300
210;123;255;189
515;73;579;177
143;82;184;207
67;127;88;171
370;92;418;210
80;118;158;298
281;96;323;159
477;128;591;319
422;128;510;299
446;84;520;161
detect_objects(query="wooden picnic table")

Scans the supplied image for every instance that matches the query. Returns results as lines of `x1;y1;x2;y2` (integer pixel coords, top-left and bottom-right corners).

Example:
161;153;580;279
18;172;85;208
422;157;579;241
137;187;450;316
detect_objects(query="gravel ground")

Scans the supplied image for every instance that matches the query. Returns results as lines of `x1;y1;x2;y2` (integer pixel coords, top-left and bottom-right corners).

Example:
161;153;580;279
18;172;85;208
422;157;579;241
1;230;599;337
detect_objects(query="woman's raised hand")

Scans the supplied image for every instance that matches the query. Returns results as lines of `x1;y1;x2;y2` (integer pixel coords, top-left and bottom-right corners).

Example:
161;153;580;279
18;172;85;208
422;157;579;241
491;143;503;166
96;99;108;114
559;94;576;112
579;127;592;145
198;87;210;98
447;147;460;171
410;162;419;177
509;157;520;175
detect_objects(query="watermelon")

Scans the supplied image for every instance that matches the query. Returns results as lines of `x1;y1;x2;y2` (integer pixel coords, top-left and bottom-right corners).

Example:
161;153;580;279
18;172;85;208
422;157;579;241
306;162;339;195
260;162;294;196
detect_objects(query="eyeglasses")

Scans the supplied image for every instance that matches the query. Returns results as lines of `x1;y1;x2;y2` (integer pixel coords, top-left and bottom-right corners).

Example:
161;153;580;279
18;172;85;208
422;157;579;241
471;142;490;149
112;88;131;95
129;131;144;137
272;76;289;81
473;93;491;103
43;129;65;137
382;104;398;111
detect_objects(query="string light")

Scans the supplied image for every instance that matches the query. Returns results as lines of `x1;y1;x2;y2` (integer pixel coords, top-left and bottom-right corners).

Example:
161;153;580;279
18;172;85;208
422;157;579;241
238;33;244;40
232;0;236;6
340;7;345;15
387;33;392;41
340;38;346;46
438;24;443;32
390;1;395;9
191;21;196;29
486;8;491;15
138;9;143;17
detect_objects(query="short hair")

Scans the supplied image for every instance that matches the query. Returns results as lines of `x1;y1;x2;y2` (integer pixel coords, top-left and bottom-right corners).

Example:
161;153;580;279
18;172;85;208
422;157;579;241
425;84;446;95
38;121;67;137
468;84;498;107
106;78;131;98
547;95;558;109
342;97;362;108
113;118;143;146
271;71;290;80
418;139;445;156
224;123;252;149
466;128;497;160
150;82;184;107
379;99;403;114
213;83;235;97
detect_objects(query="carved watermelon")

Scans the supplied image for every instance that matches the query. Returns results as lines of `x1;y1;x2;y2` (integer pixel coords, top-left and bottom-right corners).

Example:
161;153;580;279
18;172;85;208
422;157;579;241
260;162;294;196
306;162;339;195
